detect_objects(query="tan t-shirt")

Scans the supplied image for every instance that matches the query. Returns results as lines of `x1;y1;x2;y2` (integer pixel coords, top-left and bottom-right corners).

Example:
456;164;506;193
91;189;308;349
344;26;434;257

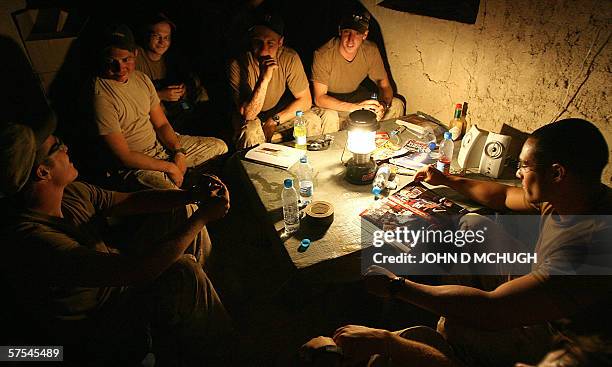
312;37;388;94
93;71;161;156
530;185;612;337
135;46;166;82
1;182;120;321
228;46;309;113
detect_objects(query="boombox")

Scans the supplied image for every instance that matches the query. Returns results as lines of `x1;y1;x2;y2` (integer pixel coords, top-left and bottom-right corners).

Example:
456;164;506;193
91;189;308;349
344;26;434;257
458;125;512;178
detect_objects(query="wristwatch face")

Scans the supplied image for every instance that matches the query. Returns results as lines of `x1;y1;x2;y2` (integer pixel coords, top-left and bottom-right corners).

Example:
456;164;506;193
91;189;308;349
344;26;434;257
273;114;280;126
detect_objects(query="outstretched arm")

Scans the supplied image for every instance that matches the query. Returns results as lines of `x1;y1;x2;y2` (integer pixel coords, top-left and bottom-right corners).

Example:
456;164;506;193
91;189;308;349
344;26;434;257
366;266;570;331
414;165;535;212
50;183;230;287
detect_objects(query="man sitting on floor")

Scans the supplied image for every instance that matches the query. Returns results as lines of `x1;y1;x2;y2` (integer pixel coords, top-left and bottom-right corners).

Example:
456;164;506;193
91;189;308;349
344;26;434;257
302;118;611;367
228;12;338;149
94;24;227;190
311;9;404;128
0;120;233;366
135;13;213;135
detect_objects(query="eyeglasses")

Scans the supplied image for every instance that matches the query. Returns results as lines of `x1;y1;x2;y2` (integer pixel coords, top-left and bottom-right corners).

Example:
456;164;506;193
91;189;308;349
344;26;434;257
47;137;67;157
516;160;545;172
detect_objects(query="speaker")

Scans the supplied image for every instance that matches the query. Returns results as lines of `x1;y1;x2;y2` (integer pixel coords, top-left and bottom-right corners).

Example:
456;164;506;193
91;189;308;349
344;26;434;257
479;132;512;178
458;125;487;169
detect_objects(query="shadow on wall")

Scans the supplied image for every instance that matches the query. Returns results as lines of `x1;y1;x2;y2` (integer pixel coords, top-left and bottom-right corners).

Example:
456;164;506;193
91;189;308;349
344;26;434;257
0;35;50;133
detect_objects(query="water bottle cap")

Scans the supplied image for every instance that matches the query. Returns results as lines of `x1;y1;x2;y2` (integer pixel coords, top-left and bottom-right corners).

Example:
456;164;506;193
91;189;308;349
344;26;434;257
428;142;437;151
296;110;304;117
283;178;293;188
300;239;311;248
300;156;307;163
372;186;382;195
444;131;452;140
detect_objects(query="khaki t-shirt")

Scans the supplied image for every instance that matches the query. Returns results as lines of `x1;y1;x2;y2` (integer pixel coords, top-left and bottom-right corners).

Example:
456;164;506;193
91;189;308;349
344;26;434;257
93;71;161;156
530;185;612;337
1;182;120;321
312;37;388;94
135;46;167;83
228;46;309;113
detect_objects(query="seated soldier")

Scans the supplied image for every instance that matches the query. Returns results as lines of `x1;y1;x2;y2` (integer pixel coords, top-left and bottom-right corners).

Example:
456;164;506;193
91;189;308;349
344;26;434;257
135;13;211;134
0;120;233;365
302;119;611;367
228;12;339;149
93;24;227;191
311;10;404;128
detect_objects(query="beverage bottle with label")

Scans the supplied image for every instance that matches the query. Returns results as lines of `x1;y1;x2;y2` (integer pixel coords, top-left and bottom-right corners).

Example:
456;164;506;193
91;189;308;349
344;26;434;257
436;132;454;175
460;101;469;132
293;110;307;149
281;178;300;234
448;103;463;140
372;163;397;196
296;155;314;207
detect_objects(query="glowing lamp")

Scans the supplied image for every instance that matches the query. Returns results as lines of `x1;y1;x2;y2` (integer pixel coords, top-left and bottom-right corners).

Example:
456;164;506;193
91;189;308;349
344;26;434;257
345;110;380;184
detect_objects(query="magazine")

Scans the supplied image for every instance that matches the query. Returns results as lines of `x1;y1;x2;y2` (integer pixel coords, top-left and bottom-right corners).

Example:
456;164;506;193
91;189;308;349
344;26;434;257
244;143;304;170
390;151;438;171
360;182;467;243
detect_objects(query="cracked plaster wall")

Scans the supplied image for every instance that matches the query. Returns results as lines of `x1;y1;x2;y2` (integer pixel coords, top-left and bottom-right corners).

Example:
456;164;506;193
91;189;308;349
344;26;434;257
362;0;612;183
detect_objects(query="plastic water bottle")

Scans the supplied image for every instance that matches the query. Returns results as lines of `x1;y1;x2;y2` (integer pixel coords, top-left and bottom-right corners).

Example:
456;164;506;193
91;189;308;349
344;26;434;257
282;178;300;233
297;156;314;207
293;110;307;148
372;163;392;196
436;132;454;175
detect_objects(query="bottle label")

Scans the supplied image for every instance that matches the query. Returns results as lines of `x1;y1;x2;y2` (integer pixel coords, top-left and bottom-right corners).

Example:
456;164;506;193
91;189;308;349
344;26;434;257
299;181;313;197
436;159;450;175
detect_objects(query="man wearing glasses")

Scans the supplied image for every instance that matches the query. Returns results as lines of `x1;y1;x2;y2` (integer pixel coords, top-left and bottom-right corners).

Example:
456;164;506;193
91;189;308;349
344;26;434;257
94;24;227;191
311;10;404;129
0;120;233;365
302;119;611;366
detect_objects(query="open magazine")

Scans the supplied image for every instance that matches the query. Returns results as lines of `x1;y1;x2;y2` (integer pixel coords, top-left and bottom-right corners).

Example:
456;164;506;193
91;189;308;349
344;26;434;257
244;143;304;170
360;182;467;250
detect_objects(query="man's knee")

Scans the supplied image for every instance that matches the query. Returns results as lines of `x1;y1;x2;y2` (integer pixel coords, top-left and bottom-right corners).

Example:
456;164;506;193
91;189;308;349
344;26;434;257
153;255;213;325
236;118;265;149
312;107;340;133
385;97;405;119
134;169;177;190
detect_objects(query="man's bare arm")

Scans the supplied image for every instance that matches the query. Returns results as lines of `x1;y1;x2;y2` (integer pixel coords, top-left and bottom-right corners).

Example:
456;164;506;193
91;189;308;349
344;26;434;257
149;103;181;152
274;87;312;123
239;56;277;120
377;77;394;108
102;132;177;174
414;166;534;212
52;187;229;287
313;81;384;116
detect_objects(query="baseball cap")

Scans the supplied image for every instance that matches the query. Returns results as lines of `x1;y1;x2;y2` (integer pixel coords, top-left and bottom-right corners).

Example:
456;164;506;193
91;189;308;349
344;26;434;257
148;12;176;31
0;112;57;196
339;11;370;33
103;24;137;51
250;12;285;37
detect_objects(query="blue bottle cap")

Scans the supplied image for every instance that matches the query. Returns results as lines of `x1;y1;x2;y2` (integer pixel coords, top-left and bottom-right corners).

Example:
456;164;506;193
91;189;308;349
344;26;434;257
300;156;307;163
444;131;452;140
296;110;304;117
428;142;437;151
372;186;382;196
300;239;311;248
284;178;293;188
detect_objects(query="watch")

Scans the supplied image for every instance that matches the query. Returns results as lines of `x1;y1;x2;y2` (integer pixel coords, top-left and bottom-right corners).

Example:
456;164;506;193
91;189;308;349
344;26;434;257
272;114;281;126
387;276;405;298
